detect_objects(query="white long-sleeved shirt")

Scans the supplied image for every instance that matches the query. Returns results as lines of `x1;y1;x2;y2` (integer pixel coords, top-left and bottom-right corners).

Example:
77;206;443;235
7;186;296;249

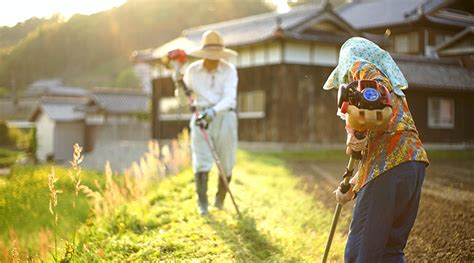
183;59;238;113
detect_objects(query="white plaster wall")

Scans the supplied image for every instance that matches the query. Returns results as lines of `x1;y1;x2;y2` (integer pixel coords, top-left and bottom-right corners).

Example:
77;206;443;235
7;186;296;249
134;63;152;95
93;122;150;146
267;42;282;64
226;53;238;65
253;45;266;66
239;48;252;68
81;121;151;171
152;41;337;77
312;44;338;66
54;122;84;163
36;113;55;162
284;42;312;65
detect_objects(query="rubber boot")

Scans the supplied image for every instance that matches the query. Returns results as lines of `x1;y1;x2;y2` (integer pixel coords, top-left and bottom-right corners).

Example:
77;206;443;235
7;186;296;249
195;172;209;215
214;174;231;209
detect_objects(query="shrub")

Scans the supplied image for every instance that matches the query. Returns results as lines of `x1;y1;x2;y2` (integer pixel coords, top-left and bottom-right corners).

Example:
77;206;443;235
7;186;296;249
0;121;14;147
28;128;37;160
0;121;33;151
7;127;29;150
0;148;22;168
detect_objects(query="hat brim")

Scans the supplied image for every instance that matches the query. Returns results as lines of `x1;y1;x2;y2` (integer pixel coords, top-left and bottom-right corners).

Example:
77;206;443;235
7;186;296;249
322;65;340;91
188;47;238;60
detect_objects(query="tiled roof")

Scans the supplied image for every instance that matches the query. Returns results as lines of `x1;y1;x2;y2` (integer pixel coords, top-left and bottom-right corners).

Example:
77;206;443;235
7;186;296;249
338;0;473;30
148;0;473;61
31;97;88;122
91;89;149;114
151;3;356;60
337;0;426;30
183;4;321;47
24;78;89;97
396;57;474;91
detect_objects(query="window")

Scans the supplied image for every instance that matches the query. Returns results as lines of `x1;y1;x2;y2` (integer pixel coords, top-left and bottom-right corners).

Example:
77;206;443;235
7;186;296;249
159;97;191;121
435;33;451;46
158;90;267;120
428;97;455;129
394;32;419;53
238;90;266;119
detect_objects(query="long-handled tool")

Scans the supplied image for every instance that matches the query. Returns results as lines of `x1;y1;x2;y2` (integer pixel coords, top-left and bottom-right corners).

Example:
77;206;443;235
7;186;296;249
322;79;393;262
322;134;364;263
165;49;241;216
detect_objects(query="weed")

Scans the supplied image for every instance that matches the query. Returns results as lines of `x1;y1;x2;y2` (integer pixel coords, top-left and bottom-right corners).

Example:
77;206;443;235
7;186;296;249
69;143;84;256
72;150;348;261
48;167;61;260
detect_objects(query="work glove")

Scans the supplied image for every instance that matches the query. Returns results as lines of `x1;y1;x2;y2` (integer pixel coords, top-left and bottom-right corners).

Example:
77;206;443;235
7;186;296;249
174;87;188;106
333;183;354;205
171;70;183;82
346;129;367;154
196;108;216;129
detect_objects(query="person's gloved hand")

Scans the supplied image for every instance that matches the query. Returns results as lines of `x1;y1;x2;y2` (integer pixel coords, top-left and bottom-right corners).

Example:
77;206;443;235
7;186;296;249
174;87;188;106
196;108;216;129
171;70;183;82
333;183;354;204
346;129;368;154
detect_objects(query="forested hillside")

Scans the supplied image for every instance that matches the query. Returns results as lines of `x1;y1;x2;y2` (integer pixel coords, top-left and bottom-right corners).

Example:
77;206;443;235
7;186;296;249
0;17;52;50
0;0;271;92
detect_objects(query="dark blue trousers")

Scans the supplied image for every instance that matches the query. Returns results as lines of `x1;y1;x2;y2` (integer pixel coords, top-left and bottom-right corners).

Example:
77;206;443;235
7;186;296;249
345;161;426;263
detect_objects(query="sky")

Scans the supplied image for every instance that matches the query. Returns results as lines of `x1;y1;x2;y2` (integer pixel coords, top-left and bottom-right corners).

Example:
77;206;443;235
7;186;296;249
0;0;127;27
0;0;296;28
267;0;291;13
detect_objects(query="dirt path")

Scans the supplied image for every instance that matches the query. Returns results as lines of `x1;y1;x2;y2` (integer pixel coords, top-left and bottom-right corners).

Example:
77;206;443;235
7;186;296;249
289;158;474;262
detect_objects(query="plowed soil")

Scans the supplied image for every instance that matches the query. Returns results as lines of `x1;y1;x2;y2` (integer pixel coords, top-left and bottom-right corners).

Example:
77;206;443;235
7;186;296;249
290;157;474;262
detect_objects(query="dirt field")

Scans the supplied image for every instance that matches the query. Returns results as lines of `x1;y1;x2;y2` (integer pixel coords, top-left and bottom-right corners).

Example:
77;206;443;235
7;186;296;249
289;153;474;262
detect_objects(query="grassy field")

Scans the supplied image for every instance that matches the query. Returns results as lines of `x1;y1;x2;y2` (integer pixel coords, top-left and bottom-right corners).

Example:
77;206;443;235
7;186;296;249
5;146;469;261
0;164;104;260
74;151;347;261
0;148;24;168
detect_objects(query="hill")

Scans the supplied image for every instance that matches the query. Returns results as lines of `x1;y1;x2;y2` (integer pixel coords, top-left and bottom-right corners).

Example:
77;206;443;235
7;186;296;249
0;17;53;51
0;0;271;92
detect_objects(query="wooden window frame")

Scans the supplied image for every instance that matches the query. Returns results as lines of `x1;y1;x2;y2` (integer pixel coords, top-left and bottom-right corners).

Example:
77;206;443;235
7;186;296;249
428;97;455;129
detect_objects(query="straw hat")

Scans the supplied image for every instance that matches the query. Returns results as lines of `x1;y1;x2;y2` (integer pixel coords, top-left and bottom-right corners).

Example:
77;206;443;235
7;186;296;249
188;30;238;60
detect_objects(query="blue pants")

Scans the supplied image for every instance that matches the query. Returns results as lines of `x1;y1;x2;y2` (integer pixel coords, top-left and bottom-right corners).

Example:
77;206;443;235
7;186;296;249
345;161;426;263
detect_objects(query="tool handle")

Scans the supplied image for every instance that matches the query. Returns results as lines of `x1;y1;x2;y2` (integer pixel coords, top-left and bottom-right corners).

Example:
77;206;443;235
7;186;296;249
322;203;343;263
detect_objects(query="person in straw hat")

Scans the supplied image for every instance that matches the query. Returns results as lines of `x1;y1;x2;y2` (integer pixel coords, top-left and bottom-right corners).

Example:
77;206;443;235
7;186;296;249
182;30;238;215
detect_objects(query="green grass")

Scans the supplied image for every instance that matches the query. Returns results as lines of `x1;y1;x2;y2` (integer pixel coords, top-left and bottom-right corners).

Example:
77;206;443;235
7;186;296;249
256;148;474;161
0;164;103;254
425;149;474;160
0;148;24;168
255;149;348;161
75;151;347;261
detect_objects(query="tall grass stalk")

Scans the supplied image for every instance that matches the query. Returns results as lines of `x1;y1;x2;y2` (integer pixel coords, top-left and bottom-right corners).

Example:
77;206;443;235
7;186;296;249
38;228;52;261
9;230;20;263
48;166;61;261
80;130;190;219
68;143;83;260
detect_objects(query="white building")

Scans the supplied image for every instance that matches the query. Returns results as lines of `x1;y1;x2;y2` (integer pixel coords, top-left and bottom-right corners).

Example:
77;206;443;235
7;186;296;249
30;97;88;162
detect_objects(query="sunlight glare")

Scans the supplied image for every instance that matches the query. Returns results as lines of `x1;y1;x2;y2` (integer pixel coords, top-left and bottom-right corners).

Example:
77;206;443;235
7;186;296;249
0;0;127;27
270;0;291;14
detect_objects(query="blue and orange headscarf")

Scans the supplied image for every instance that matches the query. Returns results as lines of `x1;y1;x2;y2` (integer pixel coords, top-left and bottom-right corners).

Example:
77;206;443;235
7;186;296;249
323;37;407;97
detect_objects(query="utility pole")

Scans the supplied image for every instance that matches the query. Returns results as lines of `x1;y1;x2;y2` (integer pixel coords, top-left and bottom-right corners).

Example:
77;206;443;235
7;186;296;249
11;73;18;110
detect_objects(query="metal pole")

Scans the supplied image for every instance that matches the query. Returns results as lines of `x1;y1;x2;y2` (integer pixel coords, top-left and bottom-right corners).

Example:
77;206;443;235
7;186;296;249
322;156;358;263
201;128;241;216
